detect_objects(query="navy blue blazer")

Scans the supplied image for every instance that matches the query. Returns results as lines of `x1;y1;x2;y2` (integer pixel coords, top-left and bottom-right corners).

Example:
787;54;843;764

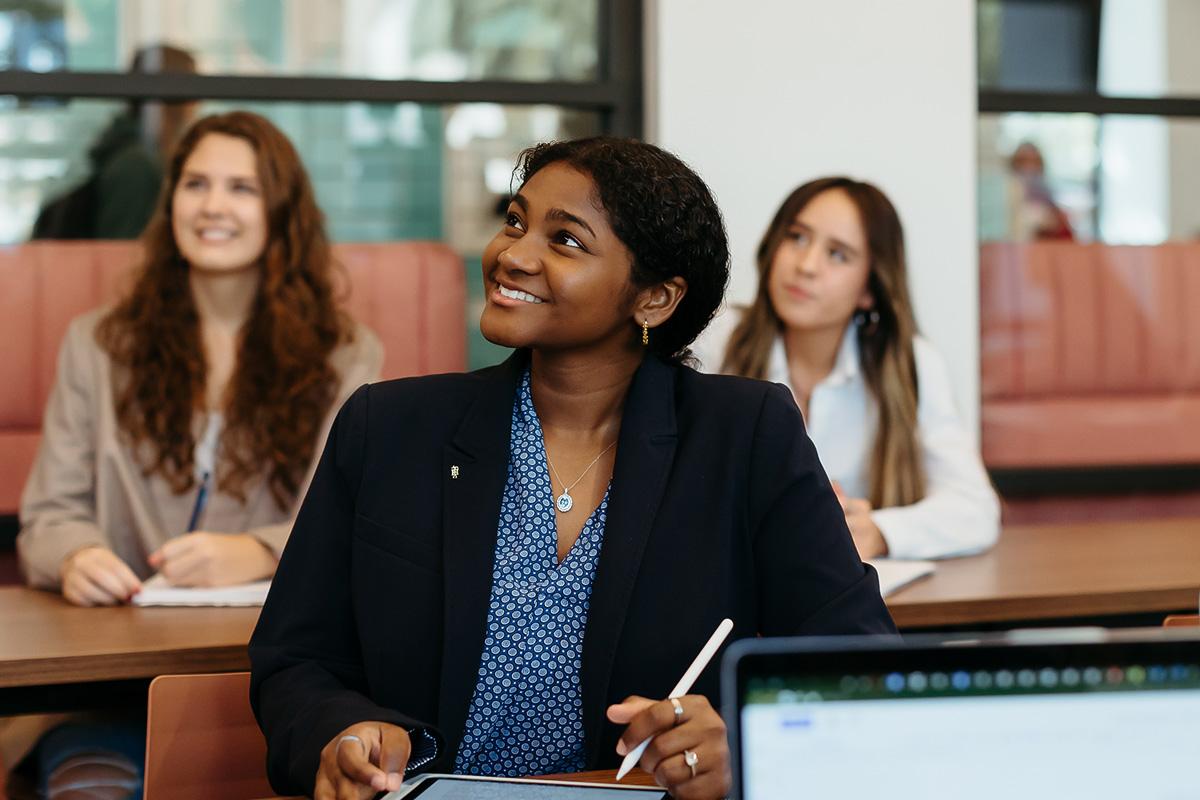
249;350;896;795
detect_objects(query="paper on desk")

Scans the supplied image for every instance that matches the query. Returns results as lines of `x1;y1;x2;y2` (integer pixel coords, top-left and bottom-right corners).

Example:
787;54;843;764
131;574;270;607
866;558;935;598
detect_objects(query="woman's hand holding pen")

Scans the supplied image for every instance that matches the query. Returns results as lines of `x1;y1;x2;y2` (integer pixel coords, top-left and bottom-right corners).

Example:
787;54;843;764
147;532;276;587
60;545;142;606
608;695;731;800
315;722;410;800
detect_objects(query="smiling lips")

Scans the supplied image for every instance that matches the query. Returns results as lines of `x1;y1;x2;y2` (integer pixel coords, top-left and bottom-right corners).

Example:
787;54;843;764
496;284;545;305
196;228;238;242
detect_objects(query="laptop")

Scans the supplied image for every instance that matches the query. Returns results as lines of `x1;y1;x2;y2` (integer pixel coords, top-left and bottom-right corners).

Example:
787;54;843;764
722;628;1200;799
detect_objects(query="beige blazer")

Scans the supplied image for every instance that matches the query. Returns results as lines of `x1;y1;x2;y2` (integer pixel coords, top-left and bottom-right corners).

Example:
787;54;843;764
17;308;383;589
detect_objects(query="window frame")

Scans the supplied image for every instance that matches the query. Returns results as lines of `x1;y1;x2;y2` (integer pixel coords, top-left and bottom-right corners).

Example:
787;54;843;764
0;0;644;137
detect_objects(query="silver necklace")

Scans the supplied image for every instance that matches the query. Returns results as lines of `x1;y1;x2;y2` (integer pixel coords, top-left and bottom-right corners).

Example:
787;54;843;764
546;440;617;513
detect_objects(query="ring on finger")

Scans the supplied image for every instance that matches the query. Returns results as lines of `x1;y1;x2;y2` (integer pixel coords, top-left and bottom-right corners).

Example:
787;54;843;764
336;734;366;757
669;697;684;726
683;748;699;779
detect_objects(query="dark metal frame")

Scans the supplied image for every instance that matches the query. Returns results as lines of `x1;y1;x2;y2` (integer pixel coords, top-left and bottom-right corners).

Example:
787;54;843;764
981;91;1200;118
0;0;644;136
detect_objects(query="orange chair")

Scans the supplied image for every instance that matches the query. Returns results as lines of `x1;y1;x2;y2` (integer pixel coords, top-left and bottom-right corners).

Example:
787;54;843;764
144;672;273;800
1163;615;1200;628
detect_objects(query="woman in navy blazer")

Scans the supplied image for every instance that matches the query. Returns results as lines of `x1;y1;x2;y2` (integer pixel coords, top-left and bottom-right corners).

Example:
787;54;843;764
250;138;895;800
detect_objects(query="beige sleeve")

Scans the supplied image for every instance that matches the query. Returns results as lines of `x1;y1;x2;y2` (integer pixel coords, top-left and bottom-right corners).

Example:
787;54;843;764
245;326;384;557
17;318;111;589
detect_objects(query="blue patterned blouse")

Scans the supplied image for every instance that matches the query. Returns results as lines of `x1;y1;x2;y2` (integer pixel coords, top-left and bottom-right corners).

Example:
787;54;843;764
454;369;610;776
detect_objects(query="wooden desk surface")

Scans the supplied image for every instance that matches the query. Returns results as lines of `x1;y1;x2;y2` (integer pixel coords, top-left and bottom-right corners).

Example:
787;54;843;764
887;517;1200;628
2;519;1196;689
0;586;258;687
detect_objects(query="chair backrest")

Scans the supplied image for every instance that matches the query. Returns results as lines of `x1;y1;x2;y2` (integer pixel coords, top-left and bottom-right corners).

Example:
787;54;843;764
980;241;1200;402
1163;614;1200;628
144;672;272;800
0;240;467;515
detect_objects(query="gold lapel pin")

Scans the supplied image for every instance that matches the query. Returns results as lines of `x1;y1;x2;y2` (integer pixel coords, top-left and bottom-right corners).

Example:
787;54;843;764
450;465;460;479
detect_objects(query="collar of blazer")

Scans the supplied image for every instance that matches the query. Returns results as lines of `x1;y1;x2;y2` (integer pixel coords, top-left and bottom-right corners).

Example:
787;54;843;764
438;348;681;767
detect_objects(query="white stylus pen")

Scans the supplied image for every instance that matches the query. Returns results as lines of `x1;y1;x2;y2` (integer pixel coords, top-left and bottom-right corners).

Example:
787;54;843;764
615;617;735;780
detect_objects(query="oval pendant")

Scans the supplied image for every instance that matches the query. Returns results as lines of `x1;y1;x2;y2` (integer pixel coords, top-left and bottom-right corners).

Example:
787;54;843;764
556;492;574;513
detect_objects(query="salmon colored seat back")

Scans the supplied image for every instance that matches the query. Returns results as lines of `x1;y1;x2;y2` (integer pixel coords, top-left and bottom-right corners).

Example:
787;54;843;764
979;242;1200;468
0;240;467;516
144;671;271;800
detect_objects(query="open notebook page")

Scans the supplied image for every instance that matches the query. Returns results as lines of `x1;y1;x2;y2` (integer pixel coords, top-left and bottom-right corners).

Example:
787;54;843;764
131;574;270;607
865;559;936;598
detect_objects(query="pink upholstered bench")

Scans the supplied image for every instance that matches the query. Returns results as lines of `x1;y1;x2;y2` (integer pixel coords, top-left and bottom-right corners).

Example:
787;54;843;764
0;241;467;516
980;241;1200;469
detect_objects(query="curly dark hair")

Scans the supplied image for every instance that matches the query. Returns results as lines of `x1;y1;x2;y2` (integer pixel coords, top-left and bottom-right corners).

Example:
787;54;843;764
515;137;729;362
96;111;353;511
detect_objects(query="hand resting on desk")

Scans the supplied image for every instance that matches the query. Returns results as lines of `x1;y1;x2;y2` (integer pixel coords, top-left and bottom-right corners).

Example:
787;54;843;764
316;722;410;800
609;694;730;800
60;545;142;606
60;532;277;605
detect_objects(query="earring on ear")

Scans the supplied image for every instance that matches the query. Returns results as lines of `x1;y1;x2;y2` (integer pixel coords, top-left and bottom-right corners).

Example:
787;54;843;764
641;319;650;346
853;308;882;332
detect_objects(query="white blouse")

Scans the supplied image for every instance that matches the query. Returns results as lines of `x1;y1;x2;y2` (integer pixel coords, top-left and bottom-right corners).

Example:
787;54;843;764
692;311;999;560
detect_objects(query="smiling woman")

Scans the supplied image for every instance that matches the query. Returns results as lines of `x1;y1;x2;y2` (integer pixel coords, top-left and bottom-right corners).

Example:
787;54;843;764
14;111;383;797
249;137;896;800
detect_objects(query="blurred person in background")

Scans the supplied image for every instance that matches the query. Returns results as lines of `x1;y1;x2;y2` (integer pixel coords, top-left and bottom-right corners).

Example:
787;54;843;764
1007;141;1074;241
32;44;199;240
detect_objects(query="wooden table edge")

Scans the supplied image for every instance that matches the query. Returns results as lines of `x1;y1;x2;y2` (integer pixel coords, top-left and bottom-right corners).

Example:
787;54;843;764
0;644;250;687
890;586;1200;628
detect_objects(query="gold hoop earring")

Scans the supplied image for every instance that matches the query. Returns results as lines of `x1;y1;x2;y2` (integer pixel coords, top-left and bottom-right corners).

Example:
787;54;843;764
641;319;649;346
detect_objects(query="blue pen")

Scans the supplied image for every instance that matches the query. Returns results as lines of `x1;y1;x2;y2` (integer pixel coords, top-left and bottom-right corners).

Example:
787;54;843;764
186;471;211;532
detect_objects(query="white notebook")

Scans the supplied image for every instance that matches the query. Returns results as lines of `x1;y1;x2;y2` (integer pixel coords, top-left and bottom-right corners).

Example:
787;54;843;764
866;558;936;598
131;574;271;607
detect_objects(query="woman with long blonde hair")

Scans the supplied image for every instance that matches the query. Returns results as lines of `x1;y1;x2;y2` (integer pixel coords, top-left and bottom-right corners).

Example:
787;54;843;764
696;177;997;560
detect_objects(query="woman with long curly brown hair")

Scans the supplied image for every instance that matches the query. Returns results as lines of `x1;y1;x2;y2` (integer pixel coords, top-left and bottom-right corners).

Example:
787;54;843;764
12;109;382;796
694;177;997;561
19;109;382;600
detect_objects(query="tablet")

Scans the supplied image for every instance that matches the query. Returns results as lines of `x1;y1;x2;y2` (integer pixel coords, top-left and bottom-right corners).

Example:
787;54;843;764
388;774;669;799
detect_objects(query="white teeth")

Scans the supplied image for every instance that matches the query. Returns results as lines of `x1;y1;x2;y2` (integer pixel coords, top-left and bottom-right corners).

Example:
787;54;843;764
198;229;235;241
498;285;544;304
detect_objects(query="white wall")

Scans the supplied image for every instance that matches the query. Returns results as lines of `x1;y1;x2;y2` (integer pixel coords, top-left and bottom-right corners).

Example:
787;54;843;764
646;0;981;438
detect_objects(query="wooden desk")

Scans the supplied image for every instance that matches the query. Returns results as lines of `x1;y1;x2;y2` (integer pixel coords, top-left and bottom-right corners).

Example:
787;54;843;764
0;587;258;714
888;518;1200;628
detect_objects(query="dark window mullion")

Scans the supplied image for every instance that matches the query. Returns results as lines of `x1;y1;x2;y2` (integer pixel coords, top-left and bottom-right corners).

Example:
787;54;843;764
600;0;643;137
981;90;1200;117
0;70;623;110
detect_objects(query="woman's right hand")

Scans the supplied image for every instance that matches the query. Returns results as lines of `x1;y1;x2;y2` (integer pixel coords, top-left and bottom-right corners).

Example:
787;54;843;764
316;722;411;800
60;546;142;606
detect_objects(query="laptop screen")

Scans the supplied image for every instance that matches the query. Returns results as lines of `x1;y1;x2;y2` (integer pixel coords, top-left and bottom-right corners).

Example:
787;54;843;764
725;631;1200;800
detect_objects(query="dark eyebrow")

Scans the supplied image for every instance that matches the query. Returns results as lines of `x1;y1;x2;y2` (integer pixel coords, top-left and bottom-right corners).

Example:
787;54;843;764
546;207;596;238
827;237;860;259
791;220;861;259
509;193;597;239
180;170;258;183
